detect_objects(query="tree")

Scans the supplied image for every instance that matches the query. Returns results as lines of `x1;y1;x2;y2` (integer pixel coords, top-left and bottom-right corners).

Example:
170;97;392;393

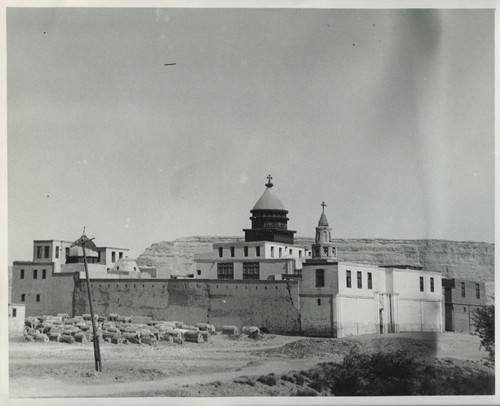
472;302;495;361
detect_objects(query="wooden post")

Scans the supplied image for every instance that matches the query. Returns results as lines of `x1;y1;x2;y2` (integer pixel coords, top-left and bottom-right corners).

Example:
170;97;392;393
81;237;102;372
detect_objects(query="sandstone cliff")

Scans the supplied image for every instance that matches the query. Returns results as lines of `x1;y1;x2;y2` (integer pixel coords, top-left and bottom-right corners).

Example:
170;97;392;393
136;237;494;284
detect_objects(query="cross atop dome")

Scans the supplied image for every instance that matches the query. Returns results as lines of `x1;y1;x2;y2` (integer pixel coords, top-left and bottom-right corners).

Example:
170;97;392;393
321;201;327;212
266;174;273;188
243;175;295;244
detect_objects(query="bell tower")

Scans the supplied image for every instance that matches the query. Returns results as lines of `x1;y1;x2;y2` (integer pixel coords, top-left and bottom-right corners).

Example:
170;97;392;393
312;201;337;260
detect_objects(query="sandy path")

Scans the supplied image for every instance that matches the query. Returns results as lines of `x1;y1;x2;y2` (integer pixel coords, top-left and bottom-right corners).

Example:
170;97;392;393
10;358;324;398
9;332;492;398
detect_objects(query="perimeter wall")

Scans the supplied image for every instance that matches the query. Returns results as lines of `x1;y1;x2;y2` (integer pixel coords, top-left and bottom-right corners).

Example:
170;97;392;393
73;277;301;334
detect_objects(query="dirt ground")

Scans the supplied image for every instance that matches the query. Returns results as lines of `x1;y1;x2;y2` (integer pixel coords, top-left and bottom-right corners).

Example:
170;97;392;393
9;331;494;398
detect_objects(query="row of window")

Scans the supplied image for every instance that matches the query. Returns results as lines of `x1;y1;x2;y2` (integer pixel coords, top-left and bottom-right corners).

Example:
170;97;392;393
313;246;336;257
20;269;47;279
314;269;374;289
345;270;373;290
111;251;123;262
36;245;70;260
419;276;436;292
20;293;41;302
461;282;481;299
219;246;260;258
217;246;306;259
36;246;51;259
216;263;260;280
36;247;124;263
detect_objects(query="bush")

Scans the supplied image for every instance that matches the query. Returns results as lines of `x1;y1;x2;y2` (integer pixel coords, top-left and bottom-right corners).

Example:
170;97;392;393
296;387;319;396
472;303;495;361
257;373;277;386
330;348;418;396
304;350;495;396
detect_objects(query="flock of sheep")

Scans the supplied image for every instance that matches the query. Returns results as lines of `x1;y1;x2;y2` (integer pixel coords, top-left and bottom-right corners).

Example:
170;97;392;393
23;314;261;345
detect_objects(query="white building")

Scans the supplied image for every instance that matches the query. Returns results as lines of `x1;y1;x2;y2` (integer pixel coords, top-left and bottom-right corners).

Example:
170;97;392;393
300;205;443;337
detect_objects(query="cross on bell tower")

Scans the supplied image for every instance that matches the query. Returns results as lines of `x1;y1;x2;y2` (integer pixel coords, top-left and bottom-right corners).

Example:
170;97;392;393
312;201;337;260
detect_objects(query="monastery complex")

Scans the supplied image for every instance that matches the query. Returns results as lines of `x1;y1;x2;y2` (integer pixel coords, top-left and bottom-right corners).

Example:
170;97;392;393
10;176;487;337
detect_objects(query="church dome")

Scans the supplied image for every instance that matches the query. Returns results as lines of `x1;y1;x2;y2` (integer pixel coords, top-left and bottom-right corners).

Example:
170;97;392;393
109;258;140;273
252;177;286;211
244;175;296;244
253;187;286;211
68;245;98;257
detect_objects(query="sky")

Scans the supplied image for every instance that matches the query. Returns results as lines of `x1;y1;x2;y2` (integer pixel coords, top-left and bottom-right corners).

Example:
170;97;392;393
6;7;495;264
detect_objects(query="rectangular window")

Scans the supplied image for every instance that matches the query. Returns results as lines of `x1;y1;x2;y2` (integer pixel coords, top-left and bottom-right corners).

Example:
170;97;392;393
55;246;59;259
279;248;282;257
230;247;235;257
119;252;123;259
33;269;38;279
461;282;466;297
20;269;24;279
271;247;274;258
420;277;424;292
217;263;234;280
197;270;201;276
299;250;302;258
316;269;325;287
243;263;260;280
317;299;321;306
367;272;372;290
44;246;50;258
289;249;293;255
65;247;69;259
476;283;480;299
12;308;17;317
37;246;42;259
346;270;351;288
36;294;40;302
244;246;248;257
42;269;46;279
430;277;434;292
218;247;223;258
21;294;25;302
97;251;101;263
331;247;336;257
255;246;260;257
111;251;116;262
357;271;362;289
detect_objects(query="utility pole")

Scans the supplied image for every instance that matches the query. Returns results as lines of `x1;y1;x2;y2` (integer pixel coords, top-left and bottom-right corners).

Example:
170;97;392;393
71;228;102;372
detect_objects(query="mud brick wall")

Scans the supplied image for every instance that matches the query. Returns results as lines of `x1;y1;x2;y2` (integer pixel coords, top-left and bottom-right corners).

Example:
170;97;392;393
73;277;301;334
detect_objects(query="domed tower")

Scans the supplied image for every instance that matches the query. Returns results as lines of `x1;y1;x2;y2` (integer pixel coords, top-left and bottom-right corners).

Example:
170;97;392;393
312;202;337;260
66;245;99;264
243;175;296;244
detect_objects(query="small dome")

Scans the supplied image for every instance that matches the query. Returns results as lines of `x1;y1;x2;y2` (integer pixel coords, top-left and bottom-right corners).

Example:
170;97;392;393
110;258;140;273
68;245;98;257
253;185;286;211
318;212;329;227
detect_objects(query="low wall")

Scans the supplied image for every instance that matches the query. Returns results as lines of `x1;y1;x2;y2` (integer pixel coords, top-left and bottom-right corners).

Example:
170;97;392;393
337;295;377;337
300;295;334;337
398;299;441;332
73;277;301;334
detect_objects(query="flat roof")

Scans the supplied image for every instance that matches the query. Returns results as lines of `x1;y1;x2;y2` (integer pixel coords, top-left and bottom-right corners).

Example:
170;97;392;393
97;247;130;251
33;239;73;244
213;241;311;249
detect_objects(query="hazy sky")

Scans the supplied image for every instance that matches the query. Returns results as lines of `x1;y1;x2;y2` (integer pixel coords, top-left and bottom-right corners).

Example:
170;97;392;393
7;8;494;263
